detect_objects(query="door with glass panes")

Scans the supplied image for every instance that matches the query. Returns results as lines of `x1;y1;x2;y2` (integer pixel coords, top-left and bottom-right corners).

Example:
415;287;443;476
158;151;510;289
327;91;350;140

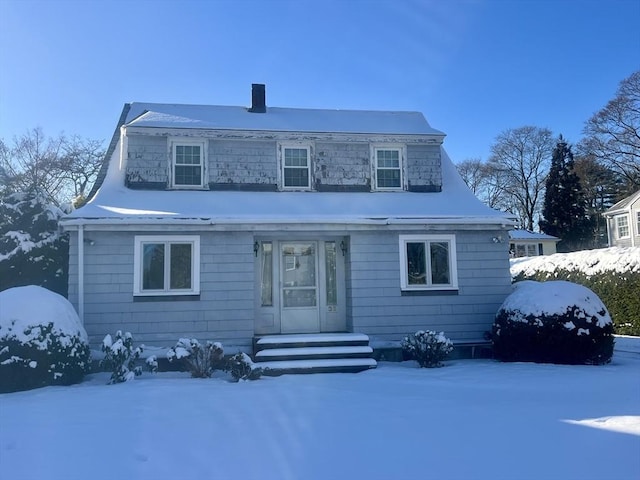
255;239;346;334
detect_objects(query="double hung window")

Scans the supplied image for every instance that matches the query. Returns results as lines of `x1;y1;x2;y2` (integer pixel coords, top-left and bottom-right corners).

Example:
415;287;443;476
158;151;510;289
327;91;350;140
615;215;629;239
373;146;404;190
171;140;206;188
399;235;458;291
281;145;311;189
134;236;200;296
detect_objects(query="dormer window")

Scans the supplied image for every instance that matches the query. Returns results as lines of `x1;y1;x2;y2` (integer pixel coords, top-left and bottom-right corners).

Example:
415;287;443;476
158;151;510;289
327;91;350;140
372;145;405;191
170;139;206;188
280;143;312;190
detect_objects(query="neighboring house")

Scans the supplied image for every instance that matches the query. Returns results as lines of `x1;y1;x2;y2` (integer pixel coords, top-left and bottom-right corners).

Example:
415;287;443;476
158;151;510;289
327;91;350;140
604;190;640;247
508;230;560;257
60;84;516;358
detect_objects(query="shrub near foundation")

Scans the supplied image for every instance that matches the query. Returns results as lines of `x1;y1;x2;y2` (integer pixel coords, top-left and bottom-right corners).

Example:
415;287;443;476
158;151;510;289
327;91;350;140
0;286;90;393
492;281;614;365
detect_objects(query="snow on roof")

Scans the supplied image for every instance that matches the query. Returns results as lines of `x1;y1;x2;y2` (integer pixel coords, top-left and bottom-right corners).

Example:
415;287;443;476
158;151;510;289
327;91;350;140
605;189;640;215
62;147;515;227
509;230;560;241
125;103;446;136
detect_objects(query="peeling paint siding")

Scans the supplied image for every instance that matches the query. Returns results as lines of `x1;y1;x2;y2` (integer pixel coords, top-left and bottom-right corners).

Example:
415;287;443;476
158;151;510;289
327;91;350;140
126;135;169;185
209;139;277;185
407;144;442;189
315;142;370;187
348;230;511;342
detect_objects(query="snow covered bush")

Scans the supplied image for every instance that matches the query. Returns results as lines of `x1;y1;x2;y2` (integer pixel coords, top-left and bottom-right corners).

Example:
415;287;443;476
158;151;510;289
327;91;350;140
0;286;90;393
167;338;225;378
401;330;454;368
0;191;69;296
492;280;614;365
101;331;143;384
227;352;263;382
511;247;640;335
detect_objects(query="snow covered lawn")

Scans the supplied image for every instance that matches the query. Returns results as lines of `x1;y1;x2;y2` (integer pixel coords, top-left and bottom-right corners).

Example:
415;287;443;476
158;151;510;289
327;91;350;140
1;350;639;480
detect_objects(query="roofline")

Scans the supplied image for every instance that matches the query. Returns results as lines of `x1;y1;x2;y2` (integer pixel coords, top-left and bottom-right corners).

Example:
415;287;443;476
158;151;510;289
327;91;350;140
61;216;516;231
85;103;131;202
604;190;640;217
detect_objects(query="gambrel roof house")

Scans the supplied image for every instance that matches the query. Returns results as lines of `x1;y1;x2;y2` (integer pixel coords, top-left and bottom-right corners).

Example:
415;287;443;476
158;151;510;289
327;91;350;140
61;84;516;371
604;190;640;248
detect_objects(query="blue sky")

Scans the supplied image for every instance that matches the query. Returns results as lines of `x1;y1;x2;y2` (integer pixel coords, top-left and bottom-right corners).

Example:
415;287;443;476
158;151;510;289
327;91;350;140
1;0;638;163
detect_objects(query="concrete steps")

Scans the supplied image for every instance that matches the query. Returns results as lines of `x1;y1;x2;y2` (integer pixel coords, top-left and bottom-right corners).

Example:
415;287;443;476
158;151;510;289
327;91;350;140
254;333;377;375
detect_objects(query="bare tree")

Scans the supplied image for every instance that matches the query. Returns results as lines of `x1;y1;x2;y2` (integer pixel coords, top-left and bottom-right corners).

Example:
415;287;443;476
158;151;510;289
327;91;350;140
582;71;640;191
488;126;554;230
0;128;105;207
457;158;508;210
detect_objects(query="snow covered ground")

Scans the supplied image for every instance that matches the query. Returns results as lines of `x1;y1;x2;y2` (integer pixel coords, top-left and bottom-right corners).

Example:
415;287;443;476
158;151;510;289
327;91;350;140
1;347;639;480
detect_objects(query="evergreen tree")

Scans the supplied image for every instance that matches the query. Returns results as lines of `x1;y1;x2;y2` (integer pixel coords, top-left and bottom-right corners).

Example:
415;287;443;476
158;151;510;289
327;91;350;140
540;136;592;252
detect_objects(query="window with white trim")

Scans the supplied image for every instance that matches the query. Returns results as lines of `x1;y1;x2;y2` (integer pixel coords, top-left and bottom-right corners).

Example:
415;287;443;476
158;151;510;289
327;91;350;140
513;243;538;257
615;215;629;238
170;140;206;188
637;212;640;236
134;236;200;296
399;235;458;291
281;144;311;189
373;146;404;190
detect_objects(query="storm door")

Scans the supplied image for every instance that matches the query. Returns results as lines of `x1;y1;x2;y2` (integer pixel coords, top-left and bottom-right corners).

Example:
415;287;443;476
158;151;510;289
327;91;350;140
280;242;320;333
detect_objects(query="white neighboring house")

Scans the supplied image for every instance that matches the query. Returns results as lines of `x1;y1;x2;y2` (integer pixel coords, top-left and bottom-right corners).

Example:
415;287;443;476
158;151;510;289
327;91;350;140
508;230;560;257
604;190;640;247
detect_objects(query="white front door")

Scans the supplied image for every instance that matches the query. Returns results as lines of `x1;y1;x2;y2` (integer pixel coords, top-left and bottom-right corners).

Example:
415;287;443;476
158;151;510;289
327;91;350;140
254;238;347;335
280;242;320;333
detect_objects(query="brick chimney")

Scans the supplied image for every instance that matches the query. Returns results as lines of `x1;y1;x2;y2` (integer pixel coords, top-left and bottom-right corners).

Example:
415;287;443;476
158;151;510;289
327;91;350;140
249;83;266;113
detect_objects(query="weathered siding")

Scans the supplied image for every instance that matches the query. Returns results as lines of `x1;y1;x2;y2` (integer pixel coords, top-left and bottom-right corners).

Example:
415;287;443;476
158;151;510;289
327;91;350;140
125;135;169;187
348;230;512;343
406;144;442;191
209;139;277;187
74;231;255;351
315;142;370;190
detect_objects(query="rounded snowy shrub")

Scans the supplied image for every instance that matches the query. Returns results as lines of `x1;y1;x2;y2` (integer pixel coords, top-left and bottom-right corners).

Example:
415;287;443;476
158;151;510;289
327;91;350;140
401;330;454;368
101;331;144;384
0;286;90;393
492;281;614;365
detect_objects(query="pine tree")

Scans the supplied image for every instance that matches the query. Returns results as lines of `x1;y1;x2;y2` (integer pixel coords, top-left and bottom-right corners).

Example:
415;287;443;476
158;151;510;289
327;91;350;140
540;136;593;252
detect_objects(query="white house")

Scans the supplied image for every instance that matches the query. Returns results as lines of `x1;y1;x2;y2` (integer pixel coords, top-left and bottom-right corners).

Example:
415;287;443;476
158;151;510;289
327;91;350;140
604;190;640;247
508;230;560;257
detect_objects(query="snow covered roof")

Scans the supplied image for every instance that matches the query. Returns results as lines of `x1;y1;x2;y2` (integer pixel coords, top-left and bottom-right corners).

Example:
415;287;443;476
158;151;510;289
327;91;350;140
509;230;560;241
124;103;446;136
62;147;515;228
605;190;640;216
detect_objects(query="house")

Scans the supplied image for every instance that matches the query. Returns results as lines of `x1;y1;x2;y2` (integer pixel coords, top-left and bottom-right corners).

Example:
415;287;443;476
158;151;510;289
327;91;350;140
508;230;560;257
604;190;640;247
60;84;516;368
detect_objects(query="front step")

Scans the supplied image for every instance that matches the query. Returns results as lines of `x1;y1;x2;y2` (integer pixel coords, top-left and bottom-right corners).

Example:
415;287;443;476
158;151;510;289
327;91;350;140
254;333;377;375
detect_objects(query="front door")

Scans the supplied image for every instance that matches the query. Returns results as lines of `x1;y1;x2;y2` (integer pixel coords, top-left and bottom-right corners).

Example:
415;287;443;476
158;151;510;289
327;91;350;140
280;242;319;333
254;238;347;335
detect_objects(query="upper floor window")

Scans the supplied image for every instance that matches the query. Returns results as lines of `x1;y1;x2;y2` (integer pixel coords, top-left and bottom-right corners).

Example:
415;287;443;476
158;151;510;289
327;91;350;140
170;140;206;188
615;215;629;239
133;235;200;296
373;146;405;191
399;234;458;291
280;144;311;190
637;212;640;236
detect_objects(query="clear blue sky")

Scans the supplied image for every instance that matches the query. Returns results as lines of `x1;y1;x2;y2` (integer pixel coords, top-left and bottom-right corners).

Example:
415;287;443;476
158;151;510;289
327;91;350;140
1;0;639;163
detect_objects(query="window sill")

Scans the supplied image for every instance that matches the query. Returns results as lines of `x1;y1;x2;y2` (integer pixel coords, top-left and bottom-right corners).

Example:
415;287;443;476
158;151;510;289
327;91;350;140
401;289;459;297
133;294;201;302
